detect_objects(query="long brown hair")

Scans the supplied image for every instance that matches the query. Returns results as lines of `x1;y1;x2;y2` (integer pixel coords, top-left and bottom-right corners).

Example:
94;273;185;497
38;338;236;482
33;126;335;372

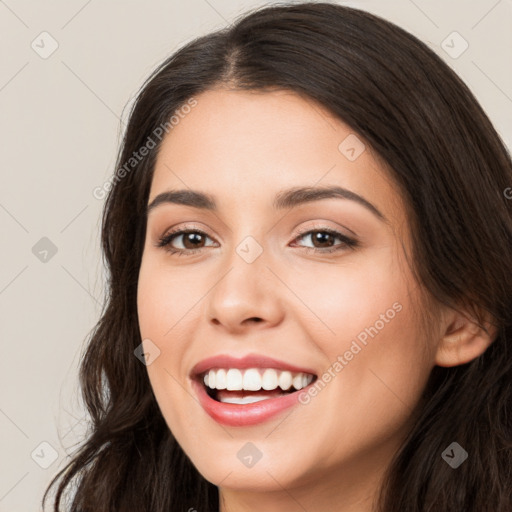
43;2;512;510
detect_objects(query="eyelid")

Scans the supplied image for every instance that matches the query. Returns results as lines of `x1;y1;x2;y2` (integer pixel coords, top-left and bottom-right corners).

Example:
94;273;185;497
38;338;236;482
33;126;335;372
292;222;356;238
154;222;218;248
158;221;355;241
159;222;216;240
155;221;359;255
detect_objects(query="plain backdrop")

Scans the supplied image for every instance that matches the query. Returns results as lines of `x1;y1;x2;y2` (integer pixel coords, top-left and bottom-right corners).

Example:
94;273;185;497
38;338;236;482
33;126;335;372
0;0;511;510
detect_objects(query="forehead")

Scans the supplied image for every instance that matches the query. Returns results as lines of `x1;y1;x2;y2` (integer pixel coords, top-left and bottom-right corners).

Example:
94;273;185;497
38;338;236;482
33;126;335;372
150;88;404;224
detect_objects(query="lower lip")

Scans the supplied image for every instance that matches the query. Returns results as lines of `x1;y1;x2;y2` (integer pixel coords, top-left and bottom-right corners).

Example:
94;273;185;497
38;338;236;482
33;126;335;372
191;378;311;427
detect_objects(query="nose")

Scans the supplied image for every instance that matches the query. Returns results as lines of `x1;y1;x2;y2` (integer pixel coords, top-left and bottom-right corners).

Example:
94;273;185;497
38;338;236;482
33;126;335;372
206;254;285;335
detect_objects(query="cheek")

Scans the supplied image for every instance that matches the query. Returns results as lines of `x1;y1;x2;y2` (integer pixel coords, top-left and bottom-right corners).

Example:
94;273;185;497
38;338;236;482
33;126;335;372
137;263;200;433
294;252;431;411
291;251;410;348
296;281;430;469
137;258;203;342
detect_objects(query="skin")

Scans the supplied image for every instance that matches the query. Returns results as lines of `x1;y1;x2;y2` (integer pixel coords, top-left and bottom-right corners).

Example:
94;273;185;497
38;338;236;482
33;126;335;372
137;88;495;512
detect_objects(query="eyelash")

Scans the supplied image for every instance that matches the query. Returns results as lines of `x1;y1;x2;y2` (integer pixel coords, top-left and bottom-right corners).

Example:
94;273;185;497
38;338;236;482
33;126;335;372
156;224;359;257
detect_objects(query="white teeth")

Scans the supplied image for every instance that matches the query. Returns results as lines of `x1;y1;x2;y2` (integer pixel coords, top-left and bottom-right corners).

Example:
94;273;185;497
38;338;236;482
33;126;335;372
292;373;303;390
261;369;278;390
208;369;216;389
243;368;262;390
215;369;227;390
302;373;313;388
219;395;270;404
226;369;243;390
204;368;314;392
278;371;293;390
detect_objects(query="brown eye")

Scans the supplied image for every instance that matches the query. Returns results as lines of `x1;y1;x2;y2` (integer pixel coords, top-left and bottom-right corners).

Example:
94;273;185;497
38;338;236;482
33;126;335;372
156;226;358;257
292;228;358;253
180;231;207;249
308;231;337;248
157;228;216;255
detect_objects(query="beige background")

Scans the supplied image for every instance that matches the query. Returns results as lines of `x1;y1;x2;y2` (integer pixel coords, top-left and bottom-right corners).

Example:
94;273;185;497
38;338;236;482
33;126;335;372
0;0;510;510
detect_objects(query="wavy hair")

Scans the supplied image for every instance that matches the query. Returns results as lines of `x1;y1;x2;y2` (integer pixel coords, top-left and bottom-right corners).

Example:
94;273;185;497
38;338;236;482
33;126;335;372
43;2;512;510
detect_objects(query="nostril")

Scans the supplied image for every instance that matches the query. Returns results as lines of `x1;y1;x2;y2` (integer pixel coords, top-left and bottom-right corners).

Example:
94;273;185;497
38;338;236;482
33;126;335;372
248;317;263;323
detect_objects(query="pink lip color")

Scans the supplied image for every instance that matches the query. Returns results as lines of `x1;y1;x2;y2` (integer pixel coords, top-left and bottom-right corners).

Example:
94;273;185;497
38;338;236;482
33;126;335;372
192;378;307;427
189;353;317;427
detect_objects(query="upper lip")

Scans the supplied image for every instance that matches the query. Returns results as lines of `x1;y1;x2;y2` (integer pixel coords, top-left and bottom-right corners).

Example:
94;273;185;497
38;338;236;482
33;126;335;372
190;353;317;379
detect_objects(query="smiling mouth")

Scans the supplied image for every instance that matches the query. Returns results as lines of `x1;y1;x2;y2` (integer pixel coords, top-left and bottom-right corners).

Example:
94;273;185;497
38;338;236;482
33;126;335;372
200;368;317;404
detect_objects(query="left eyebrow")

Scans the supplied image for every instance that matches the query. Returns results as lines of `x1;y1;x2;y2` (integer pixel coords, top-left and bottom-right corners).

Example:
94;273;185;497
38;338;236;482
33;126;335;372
273;185;386;221
146;185;387;222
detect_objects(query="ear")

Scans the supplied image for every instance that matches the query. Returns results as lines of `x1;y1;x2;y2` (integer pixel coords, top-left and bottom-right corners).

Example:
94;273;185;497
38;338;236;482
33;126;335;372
435;307;498;367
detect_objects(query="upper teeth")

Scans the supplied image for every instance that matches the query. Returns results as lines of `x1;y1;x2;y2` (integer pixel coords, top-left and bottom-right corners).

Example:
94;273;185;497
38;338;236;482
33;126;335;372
203;368;314;392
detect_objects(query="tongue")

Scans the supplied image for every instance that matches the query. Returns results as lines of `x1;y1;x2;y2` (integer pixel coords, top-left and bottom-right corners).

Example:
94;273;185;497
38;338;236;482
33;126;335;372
216;389;287;401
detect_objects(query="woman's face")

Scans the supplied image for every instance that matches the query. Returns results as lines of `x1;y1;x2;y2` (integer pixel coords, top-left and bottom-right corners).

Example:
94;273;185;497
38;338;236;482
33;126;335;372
137;88;438;507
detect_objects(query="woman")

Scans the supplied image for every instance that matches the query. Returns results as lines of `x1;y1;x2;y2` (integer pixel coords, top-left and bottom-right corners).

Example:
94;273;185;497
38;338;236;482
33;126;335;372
43;2;512;511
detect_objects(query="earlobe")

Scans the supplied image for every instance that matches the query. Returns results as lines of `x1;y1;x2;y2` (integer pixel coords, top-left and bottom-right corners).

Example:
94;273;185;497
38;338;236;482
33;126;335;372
434;309;498;368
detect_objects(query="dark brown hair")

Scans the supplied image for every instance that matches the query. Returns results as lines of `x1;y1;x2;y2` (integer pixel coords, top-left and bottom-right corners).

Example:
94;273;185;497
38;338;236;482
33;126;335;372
43;2;512;510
